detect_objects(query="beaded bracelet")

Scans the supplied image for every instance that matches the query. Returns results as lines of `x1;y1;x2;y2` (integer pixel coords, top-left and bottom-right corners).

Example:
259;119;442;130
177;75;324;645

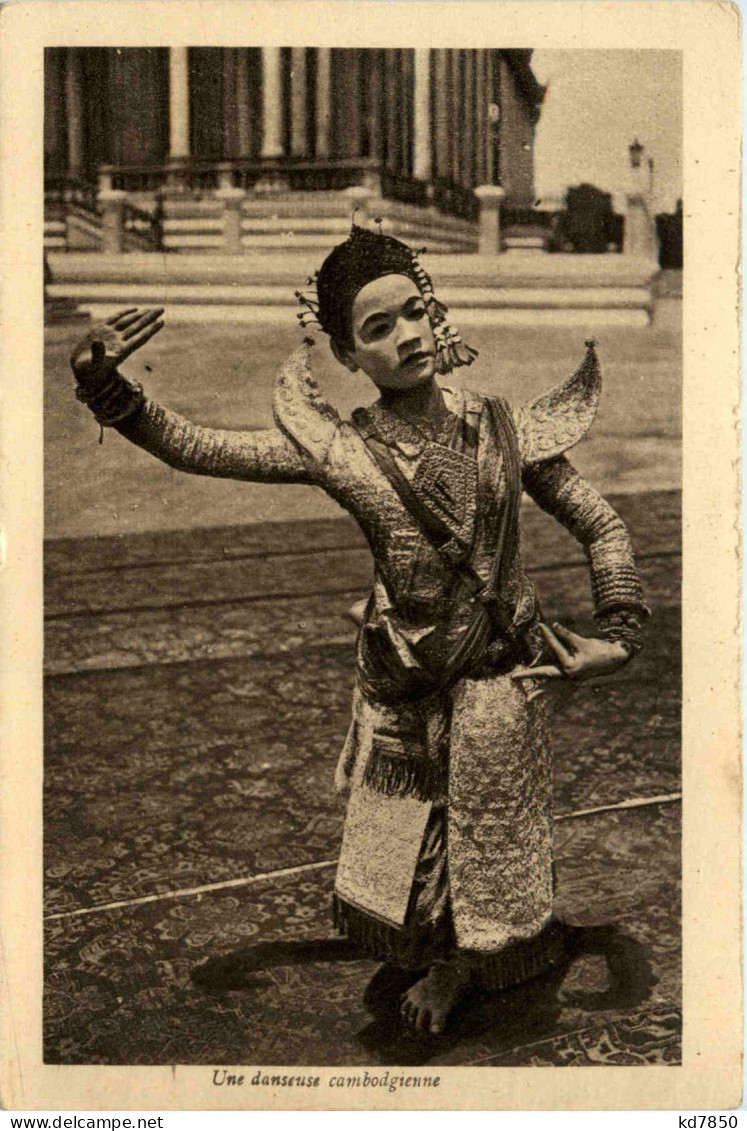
75;373;146;427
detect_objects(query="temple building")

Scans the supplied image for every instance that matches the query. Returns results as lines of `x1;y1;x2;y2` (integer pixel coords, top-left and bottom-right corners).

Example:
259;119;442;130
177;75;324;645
44;47;544;254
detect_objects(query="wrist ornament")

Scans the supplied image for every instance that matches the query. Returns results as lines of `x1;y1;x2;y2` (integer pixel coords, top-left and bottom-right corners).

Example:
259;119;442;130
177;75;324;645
75;371;146;427
594;605;649;658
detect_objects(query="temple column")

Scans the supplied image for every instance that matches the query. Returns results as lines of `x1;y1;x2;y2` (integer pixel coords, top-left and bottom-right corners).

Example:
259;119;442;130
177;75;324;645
261;47;284;158
169;47;190;157
475;49;487;185
64;48;84;180
167;47;190;188
413;49;431;182
315;48;332;159
290;47;308;156
487;52;501;186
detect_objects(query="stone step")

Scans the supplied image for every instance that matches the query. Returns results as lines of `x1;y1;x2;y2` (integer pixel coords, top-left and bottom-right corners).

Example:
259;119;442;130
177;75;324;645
45;250;660;326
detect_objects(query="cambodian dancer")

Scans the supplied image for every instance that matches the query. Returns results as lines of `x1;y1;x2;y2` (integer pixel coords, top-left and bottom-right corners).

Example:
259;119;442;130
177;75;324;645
70;224;647;1035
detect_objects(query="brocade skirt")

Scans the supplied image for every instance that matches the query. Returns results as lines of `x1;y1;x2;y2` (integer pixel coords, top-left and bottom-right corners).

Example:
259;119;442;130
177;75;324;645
333;671;563;989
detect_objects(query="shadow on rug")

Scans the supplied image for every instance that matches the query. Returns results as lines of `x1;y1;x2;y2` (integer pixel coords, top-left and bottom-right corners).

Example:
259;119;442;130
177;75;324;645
189;921;675;1067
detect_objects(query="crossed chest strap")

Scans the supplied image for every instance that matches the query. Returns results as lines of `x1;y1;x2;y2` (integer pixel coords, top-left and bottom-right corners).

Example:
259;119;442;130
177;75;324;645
353;395;522;617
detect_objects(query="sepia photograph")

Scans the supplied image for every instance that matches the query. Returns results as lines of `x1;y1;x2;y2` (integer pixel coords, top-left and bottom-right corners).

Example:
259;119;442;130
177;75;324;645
42;39;683;1069
0;0;740;1112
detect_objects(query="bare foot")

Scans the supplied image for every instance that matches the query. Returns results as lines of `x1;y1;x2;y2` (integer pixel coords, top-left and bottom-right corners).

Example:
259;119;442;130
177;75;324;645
400;958;472;1035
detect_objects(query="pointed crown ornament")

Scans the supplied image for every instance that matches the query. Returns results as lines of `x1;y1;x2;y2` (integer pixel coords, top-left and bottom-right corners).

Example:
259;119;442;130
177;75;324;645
295;216;478;375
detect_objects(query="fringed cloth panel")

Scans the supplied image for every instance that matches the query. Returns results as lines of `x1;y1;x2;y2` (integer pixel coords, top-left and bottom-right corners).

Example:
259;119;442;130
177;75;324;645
334;670;554;959
333;893;566;992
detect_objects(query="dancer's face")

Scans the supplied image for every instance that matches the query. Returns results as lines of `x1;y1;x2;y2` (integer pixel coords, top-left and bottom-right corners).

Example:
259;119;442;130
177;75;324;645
334;275;437;390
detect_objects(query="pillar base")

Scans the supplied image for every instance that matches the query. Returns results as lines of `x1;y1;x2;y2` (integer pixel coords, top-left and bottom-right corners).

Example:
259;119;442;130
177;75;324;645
215;162;236;192
216;187;246;253
99;189;128;255
164;156;191;193
359;170;382;195
342;185;376;226
474;184;506;255
253;162;290;193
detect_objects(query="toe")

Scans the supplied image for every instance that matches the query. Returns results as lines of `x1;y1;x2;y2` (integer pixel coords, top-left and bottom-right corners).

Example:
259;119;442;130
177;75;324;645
415;1008;432;1034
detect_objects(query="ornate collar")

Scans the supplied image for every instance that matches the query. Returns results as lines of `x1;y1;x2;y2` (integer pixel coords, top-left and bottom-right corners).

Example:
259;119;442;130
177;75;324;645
353;387;464;457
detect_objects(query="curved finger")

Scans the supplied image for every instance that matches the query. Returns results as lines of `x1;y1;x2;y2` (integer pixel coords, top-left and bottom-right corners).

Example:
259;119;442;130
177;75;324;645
415;1008;431;1035
512;665;563;681
105;307;138;325
551;621;582;652
110;309;146;330
539;622;572;664
118;320;164;362
121;307;165;341
112;307;158;332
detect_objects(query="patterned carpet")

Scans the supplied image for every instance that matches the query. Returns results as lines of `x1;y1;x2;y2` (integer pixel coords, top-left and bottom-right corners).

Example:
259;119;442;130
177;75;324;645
44;491;681;1067
483;1006;682;1067
44;805;681;1066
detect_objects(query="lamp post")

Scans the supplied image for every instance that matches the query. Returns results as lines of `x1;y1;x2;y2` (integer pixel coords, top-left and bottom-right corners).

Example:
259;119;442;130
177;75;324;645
474;93;505;254
488;99;501;186
624;138;656;259
628;137;644;170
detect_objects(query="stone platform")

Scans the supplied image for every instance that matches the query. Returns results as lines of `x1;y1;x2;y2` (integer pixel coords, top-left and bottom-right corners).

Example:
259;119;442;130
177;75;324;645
45;251;661;327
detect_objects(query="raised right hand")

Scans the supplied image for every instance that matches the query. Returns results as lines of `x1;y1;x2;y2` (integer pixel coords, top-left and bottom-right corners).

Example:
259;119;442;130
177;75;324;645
70;307;164;393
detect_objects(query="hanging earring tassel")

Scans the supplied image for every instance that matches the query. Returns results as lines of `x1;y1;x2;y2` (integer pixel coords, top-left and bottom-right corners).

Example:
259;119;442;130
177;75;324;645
409;245;475;367
425;294;450;324
431;316;478;373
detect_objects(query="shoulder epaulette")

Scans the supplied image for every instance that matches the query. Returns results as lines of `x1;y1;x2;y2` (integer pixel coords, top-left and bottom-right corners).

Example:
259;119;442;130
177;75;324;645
273;339;340;467
516;340;601;464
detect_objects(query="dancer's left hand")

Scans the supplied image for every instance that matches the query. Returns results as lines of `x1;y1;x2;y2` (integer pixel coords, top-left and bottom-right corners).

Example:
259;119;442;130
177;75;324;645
512;622;630;683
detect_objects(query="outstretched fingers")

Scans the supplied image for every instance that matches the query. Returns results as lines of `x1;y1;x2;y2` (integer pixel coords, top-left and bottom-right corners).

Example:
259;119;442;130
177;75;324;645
118;318;164;362
105;307;138;325
121;307;165;340
109;308;147;330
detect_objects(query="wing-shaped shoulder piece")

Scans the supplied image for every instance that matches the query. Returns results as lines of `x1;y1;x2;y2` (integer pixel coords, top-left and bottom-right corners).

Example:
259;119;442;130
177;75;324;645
516;339;601;464
273;339;341;468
